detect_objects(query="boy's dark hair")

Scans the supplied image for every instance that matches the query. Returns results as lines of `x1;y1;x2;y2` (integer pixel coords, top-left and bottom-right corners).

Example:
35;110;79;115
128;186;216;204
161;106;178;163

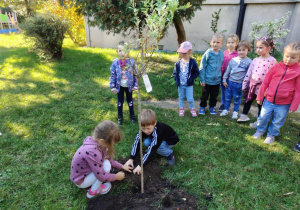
141;109;156;127
238;40;251;51
93;120;122;158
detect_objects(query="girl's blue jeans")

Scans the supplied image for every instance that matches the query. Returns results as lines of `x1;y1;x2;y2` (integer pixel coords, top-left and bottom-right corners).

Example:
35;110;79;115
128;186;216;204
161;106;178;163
178;85;195;109
224;80;243;111
257;99;290;136
144;137;174;157
220;81;226;105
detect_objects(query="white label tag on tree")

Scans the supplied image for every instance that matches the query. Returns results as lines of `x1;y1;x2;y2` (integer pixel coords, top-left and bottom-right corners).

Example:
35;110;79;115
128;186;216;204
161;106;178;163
142;74;152;93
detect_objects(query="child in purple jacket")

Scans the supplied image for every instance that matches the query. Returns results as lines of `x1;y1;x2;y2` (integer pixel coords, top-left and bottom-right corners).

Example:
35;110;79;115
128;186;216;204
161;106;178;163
110;41;138;125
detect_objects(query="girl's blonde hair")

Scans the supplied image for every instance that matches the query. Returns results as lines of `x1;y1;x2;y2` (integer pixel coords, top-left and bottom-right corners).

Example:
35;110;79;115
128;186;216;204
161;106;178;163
226;34;239;48
284;42;300;54
92;120;122;158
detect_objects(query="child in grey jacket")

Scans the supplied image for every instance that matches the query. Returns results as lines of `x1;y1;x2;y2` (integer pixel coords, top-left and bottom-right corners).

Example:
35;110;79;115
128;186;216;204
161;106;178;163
220;40;252;119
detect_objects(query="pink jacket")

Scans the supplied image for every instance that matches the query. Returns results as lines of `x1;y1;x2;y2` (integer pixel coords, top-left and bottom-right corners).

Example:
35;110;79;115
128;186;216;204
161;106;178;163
257;61;300;111
221;50;238;76
70;136;122;186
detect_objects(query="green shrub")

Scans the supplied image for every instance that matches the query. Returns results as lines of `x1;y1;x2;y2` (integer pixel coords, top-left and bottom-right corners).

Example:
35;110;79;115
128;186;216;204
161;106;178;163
21;13;69;60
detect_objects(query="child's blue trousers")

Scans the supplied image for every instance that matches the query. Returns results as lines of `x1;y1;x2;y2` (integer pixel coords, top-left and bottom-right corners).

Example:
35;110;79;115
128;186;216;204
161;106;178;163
144;137;174;157
257;99;290;136
224;80;243;112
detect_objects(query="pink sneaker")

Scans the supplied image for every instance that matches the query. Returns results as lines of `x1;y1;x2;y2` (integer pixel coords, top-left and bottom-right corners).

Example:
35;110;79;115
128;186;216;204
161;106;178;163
86;183;111;199
179;107;184;116
190;108;197;117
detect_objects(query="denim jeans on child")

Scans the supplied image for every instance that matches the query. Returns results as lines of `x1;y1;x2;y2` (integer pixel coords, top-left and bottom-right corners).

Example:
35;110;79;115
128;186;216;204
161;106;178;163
178;85;195;109
220;82;226;105
225;80;243;112
257;99;290;136
144;137;174;157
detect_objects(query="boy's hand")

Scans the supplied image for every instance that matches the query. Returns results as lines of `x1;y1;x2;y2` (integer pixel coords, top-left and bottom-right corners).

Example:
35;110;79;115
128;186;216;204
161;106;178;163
133;165;141;175
223;82;228;88
122;163;133;173
289;110;295;113
115;171;125;180
112;90;117;94
124;159;134;172
257;100;262;105
201;82;206;87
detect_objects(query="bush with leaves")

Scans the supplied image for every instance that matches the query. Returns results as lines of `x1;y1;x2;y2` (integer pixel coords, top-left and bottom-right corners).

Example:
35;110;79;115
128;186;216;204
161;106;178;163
249;11;291;54
21;13;69;60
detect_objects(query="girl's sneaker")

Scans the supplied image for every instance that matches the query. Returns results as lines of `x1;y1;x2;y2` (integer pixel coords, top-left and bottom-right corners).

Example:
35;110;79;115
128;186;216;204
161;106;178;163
253;130;264;139
232;111;238;119
87;183;111;199
249;121;258;129
263;136;275;145
179;108;184;116
294;142;300;153
190;108;197;117
220;109;228;116
237;114;250;122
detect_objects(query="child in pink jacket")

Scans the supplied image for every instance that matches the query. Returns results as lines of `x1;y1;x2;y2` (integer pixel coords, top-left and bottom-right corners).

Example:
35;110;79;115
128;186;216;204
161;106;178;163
252;42;300;145
219;34;239;112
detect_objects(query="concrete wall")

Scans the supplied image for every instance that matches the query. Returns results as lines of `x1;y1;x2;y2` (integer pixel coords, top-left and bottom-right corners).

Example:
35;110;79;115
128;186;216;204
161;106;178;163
85;0;300;51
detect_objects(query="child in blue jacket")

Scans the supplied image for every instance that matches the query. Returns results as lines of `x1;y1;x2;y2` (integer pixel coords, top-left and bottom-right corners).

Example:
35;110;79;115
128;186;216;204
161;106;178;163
173;41;200;117
110;41;138;125
199;33;224;115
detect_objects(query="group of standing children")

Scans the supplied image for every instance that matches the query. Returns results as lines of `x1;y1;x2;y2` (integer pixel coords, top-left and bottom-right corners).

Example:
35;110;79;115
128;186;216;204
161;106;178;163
70;36;300;199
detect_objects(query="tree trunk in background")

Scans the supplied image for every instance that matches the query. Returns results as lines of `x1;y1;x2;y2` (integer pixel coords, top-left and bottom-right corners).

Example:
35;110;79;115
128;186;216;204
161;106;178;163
24;0;32;16
173;16;186;47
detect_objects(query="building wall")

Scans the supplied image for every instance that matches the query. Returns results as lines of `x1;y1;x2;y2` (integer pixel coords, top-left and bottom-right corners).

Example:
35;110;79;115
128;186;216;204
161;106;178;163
85;0;300;51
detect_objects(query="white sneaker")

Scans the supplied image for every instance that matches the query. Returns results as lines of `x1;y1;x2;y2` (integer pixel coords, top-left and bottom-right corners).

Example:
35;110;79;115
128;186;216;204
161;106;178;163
253;130;264;139
263;136;275;144
220;110;228;116
250;121;258;129
232;111;238;119
237;114;250;122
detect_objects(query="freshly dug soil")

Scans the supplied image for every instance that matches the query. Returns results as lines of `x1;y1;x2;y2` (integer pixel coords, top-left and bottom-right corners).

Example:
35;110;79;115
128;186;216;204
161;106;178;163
87;159;198;210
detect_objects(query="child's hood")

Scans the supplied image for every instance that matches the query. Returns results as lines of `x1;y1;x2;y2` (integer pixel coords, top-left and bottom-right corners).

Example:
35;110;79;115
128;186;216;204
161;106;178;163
83;136;98;145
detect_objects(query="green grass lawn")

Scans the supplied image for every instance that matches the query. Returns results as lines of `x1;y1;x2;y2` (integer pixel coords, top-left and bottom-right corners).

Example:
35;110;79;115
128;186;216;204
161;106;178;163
0;34;299;209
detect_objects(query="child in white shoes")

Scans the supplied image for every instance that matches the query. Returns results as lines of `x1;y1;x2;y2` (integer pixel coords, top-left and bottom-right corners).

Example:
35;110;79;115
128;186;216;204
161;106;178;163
252;42;300;144
220;41;252;119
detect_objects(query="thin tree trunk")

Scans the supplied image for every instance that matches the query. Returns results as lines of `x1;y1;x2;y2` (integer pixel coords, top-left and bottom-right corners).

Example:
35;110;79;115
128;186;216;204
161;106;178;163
173;16;186;47
24;0;32;16
138;47;145;194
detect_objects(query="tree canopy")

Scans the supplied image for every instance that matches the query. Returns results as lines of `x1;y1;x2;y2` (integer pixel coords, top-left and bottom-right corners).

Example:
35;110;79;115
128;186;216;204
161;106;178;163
72;0;205;45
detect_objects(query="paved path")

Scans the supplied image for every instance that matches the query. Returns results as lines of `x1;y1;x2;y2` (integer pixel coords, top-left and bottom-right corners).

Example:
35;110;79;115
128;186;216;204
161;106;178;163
142;99;300;116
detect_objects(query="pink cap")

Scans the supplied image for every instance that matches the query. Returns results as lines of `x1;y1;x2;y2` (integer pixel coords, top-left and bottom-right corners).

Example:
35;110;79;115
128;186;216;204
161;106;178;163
177;41;192;53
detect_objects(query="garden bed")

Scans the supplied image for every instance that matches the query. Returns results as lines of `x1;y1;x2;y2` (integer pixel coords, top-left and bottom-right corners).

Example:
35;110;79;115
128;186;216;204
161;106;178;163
87;159;199;210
